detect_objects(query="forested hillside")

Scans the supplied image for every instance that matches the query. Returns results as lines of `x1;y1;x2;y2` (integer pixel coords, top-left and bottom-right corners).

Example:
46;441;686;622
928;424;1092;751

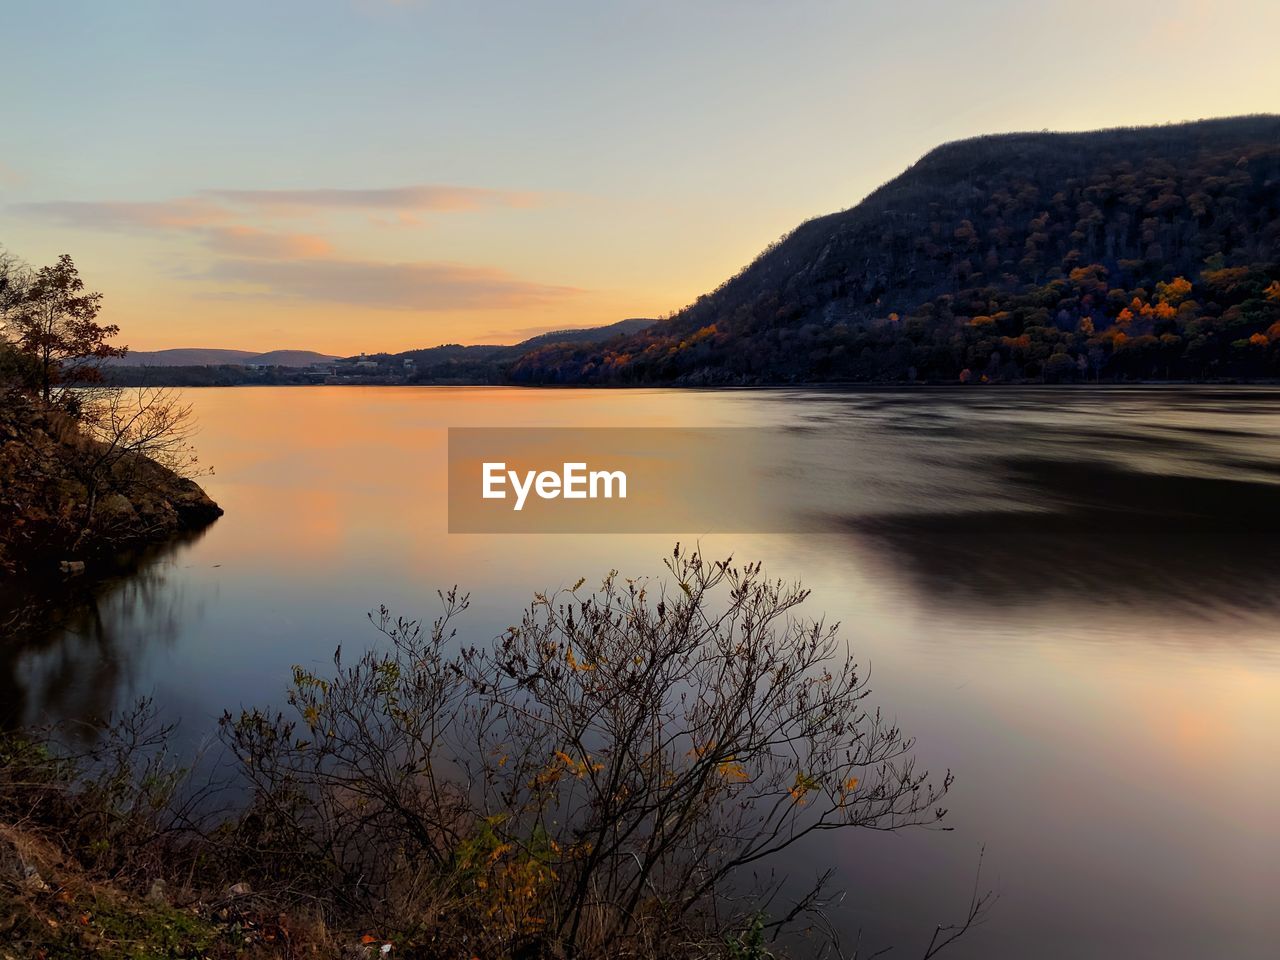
393;317;653;383
510;116;1280;384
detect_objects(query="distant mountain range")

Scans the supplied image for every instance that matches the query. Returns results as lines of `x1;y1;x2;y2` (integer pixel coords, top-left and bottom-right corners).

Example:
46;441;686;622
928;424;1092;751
107;348;337;368
101;321;658;386
380;318;656;382
111;320;656;375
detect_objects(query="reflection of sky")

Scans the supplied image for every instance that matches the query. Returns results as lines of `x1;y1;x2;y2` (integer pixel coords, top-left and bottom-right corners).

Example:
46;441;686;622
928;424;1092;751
5;385;1280;957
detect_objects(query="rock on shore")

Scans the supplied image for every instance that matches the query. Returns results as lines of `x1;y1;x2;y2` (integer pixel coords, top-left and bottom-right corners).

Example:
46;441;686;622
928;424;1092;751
0;397;222;575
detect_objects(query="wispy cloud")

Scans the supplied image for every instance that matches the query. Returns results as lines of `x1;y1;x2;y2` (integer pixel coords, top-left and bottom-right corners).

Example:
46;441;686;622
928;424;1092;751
13;198;232;230
12;199;333;260
12;185;573;308
11;183;546;252
207;258;582;310
202;185;541;214
204;226;333;259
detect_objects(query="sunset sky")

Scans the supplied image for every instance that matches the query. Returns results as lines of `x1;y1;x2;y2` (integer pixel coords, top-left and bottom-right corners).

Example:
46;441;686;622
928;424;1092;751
3;0;1278;355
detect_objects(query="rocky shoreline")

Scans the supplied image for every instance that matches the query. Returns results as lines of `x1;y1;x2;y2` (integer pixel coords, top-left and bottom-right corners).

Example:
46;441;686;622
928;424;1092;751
0;397;222;577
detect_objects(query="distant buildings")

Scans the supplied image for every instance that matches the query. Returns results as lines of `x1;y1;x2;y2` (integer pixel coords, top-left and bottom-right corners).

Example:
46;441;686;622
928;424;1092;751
323;353;414;382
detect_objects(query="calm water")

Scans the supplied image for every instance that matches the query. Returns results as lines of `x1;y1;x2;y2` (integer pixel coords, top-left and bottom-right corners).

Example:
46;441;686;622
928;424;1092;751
4;386;1280;958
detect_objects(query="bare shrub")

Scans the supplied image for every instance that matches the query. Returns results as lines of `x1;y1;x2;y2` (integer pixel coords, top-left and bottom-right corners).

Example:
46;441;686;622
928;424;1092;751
219;545;958;958
0;699;192;882
68;385;205;548
78;385;202;479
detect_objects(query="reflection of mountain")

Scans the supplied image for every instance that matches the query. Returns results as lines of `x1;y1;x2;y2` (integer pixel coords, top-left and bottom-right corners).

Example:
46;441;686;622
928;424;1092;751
846;455;1280;616
0;531;208;732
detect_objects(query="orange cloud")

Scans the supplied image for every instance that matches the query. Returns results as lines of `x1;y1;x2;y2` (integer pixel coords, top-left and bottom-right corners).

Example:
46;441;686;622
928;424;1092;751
13;200;334;260
11;184;546;257
10;184;574;313
204;226;333;259
202;184;542;214
206;258;582;311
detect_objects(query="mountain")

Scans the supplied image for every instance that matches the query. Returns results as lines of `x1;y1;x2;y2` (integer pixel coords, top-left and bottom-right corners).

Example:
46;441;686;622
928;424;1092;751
509;116;1280;384
246;349;340;367
515;318;656;349
106;348;256;366
388;318;656;383
97;322;657;386
108;348;336;368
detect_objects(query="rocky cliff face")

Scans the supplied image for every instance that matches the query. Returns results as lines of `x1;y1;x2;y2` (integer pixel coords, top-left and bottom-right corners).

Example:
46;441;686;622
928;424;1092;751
0;397;222;575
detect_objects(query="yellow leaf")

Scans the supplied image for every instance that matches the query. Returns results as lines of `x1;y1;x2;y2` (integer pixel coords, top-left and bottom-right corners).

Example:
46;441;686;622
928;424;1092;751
789;771;820;804
488;842;513;864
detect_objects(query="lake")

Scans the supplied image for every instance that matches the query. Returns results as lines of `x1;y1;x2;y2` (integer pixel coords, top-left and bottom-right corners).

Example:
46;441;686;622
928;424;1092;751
4;385;1279;958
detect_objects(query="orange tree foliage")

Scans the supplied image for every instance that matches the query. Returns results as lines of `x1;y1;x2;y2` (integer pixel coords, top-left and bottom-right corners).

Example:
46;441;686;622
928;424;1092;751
4;253;125;404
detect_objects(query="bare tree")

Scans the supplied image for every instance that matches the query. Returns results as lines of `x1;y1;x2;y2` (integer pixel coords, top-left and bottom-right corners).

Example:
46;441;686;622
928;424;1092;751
220;546;962;958
69;386;203;549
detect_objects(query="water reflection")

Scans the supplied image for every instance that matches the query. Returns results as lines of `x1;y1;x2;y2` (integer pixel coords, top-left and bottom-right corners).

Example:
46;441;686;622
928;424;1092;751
0;530;210;732
845;455;1280;618
1;386;1277;958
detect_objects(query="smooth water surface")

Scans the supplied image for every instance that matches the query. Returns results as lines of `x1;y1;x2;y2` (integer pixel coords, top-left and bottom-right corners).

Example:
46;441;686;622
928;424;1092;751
4;386;1279;958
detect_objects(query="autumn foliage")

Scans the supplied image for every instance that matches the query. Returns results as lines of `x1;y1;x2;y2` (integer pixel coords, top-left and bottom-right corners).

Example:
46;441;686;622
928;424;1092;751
0;252;125;404
509;117;1280;384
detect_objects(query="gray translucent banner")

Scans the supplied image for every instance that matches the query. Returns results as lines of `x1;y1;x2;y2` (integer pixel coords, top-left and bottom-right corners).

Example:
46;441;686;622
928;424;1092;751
448;427;827;533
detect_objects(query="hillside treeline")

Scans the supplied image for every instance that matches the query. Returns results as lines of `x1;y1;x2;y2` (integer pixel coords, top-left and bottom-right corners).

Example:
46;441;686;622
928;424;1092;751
509;116;1280;384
